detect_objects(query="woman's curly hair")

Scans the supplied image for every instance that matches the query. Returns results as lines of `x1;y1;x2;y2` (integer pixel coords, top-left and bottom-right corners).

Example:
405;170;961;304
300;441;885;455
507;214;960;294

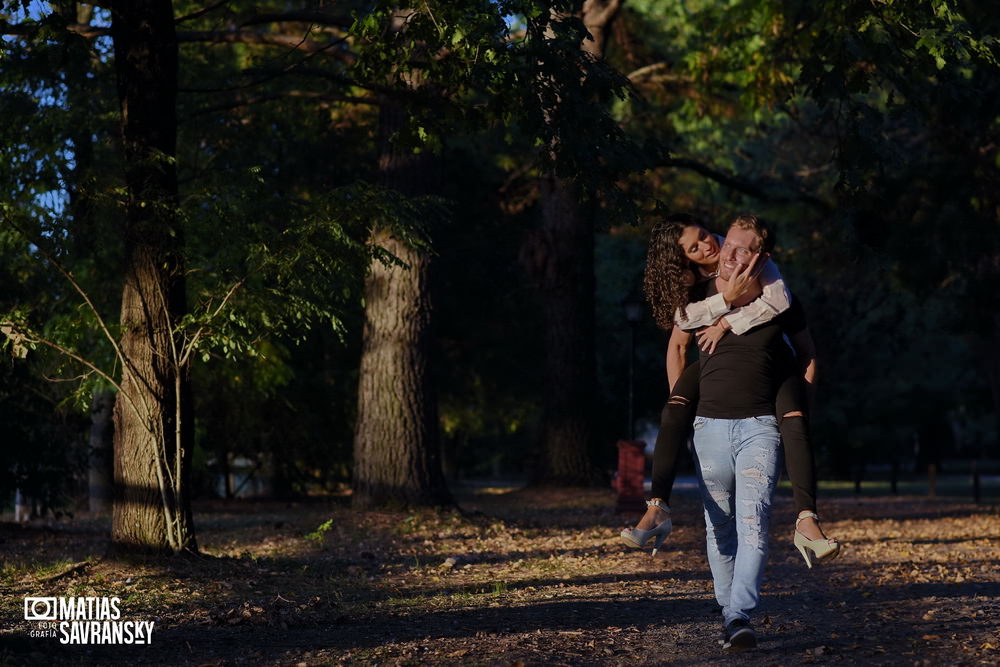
643;214;702;331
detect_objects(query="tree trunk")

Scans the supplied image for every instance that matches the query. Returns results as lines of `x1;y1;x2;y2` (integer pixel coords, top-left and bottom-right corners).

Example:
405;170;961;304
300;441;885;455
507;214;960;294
351;96;451;509
532;175;600;485
528;0;621;486
88;390;114;514
110;0;195;553
580;0;621;60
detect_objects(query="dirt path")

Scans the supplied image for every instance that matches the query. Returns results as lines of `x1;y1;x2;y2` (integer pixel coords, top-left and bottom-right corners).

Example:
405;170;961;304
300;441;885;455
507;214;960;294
2;488;998;665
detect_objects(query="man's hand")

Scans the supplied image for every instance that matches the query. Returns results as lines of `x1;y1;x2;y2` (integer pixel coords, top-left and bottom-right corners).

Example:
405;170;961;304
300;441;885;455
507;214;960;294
696;319;730;354
722;253;764;305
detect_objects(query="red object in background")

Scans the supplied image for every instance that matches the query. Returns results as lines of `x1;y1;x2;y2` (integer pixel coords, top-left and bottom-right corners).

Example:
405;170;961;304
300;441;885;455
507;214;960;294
614;440;647;513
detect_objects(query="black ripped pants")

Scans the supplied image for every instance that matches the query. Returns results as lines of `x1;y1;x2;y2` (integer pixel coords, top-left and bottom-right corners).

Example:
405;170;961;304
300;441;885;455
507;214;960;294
650;360;817;513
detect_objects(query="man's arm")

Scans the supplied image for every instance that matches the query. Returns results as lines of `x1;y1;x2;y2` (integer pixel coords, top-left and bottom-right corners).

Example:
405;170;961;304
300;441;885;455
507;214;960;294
722;258;791;334
666;325;693;391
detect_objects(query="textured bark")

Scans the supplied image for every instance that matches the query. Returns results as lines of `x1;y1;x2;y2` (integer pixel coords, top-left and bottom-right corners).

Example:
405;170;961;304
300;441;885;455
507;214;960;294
110;0;195;553
581;0;621;59
528;1;621;485
532;176;600;485
351;96;451;509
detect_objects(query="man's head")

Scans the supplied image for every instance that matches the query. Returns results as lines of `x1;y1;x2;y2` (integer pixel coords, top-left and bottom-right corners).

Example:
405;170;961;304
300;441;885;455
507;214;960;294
719;214;773;280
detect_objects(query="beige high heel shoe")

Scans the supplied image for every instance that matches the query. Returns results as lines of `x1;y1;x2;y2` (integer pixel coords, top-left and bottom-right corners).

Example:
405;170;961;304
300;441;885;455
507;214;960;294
794;511;841;568
621;499;672;556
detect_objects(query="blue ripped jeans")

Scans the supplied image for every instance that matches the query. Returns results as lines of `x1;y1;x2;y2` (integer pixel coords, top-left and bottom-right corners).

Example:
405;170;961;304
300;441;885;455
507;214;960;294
692;415;782;626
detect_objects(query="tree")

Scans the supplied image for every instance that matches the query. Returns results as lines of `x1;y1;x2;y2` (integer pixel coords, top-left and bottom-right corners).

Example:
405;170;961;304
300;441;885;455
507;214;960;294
526;0;628;485
348;4;488;508
611;0;1000;469
109;0;195;553
1;0;386;547
352;92;452;508
346;1;646;498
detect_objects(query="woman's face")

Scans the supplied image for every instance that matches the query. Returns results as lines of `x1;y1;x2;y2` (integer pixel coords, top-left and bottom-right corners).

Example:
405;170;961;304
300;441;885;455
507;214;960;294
678;225;720;266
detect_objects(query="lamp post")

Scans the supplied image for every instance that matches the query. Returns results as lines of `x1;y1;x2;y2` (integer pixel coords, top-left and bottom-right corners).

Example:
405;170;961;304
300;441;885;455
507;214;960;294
622;293;643;441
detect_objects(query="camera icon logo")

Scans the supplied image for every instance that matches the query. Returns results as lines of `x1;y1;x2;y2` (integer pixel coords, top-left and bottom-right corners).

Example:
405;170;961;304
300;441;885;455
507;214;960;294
24;597;57;621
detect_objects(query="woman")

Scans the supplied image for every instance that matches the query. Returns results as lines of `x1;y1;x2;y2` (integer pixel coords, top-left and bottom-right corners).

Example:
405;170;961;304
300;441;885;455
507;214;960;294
621;213;840;567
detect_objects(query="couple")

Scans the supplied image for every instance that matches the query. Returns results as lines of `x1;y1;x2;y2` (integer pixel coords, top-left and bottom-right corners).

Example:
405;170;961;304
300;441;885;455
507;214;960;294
622;213;841;652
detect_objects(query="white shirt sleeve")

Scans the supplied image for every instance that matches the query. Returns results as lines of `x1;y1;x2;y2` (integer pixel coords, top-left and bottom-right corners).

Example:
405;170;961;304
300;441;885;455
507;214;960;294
674;292;729;330
724;258;791;334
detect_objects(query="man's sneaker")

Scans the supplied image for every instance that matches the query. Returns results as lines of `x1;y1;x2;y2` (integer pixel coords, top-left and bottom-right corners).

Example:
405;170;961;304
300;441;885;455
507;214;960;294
723;619;757;653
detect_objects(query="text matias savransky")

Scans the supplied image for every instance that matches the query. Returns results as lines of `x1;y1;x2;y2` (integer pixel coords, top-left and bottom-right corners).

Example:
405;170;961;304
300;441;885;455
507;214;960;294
23;596;155;645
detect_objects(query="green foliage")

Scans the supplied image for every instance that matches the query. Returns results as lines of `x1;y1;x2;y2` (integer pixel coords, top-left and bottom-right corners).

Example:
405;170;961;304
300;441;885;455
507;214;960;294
304;518;334;545
180;177;437;363
3;0;996;501
1;0;454;503
350;1;651;225
611;0;1000;470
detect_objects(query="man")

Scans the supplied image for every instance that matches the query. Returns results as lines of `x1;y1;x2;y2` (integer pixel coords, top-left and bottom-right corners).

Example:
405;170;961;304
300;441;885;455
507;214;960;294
677;214;816;653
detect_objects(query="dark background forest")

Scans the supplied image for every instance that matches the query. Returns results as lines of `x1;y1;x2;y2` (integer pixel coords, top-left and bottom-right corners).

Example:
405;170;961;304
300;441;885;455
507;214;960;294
1;0;998;553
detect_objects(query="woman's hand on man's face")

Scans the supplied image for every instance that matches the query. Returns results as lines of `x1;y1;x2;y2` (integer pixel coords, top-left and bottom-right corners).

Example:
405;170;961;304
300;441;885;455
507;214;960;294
722;253;763;305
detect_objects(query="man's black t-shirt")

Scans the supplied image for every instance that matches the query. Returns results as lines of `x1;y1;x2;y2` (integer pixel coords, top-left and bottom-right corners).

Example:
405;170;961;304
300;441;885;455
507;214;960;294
692;282;808;419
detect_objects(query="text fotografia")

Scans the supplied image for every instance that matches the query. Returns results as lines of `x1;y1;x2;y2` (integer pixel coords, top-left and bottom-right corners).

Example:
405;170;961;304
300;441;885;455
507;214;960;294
24;597;154;645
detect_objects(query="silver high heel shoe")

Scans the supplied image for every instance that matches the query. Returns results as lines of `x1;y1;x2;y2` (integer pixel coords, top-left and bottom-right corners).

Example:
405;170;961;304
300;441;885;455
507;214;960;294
620;499;672;556
794;511;841;568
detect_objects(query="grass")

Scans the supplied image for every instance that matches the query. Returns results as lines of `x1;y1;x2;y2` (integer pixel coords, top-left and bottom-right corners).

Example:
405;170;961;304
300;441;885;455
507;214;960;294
304;519;334;545
0;558;79;586
784;475;1000;501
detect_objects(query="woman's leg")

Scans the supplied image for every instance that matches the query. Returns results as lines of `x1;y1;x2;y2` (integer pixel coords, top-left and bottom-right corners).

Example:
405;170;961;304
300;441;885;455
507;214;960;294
775;374;830;542
634;361;699;531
